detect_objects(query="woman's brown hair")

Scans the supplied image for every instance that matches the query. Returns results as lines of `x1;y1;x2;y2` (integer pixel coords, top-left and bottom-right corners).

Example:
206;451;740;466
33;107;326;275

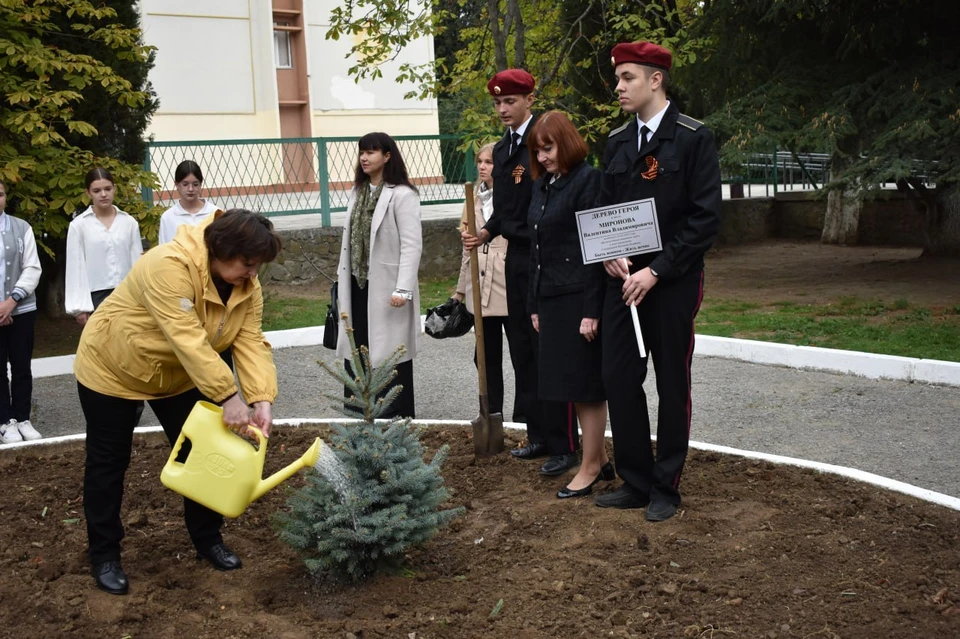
527;111;589;179
204;209;282;264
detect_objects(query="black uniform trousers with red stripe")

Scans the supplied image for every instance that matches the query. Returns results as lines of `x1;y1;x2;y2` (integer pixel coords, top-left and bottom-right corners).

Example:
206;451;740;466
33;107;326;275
601;268;704;506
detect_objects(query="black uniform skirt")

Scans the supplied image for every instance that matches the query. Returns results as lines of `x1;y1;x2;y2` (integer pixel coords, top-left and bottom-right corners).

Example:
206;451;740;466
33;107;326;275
537;291;604;403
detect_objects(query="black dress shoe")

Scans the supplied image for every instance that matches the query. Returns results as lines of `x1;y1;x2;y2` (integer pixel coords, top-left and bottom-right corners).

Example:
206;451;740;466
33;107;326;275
594;485;650;509
92;560;129;595
557;462;616;499
645;499;679;522
509;442;549;459
196;543;243;571
539;453;578;476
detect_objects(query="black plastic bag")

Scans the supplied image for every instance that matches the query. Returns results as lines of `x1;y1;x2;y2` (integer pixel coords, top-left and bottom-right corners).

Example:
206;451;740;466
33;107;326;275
424;297;474;339
323;282;339;350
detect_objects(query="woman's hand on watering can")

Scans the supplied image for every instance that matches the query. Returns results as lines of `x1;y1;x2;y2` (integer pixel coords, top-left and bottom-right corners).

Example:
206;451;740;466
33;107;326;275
222;393;252;437
251;401;273;438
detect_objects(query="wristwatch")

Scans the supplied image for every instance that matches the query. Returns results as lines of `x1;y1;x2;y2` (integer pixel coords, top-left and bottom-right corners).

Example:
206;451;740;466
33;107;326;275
10;291;23;303
649;267;659;278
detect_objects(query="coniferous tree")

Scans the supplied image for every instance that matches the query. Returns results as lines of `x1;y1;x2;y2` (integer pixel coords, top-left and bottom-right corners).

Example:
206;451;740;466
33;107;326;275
276;316;464;582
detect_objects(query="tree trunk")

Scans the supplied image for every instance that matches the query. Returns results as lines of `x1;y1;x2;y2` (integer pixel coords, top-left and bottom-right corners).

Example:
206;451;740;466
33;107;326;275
822;152;861;245
487;0;508;71
925;183;960;256
509;0;525;69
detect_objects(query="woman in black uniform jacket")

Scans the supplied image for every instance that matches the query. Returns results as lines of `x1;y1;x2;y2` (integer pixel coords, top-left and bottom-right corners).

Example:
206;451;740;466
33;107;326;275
527;111;612;499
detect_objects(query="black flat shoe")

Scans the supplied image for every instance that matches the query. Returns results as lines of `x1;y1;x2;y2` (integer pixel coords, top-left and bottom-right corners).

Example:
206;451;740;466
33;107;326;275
92;560;129;595
599;461;615;481
557;462;616;499
594;485;650;509
196;543;243;571
509;443;549;459
645;499;679;522
539;453;578;476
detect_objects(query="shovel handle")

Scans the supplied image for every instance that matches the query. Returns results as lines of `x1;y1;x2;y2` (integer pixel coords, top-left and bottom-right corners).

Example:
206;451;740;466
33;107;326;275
464;182;489;397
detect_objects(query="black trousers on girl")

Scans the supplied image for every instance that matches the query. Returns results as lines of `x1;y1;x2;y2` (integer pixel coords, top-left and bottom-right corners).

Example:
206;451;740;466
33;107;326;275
79;383;224;564
343;275;415;419
0;311;35;423
474;315;507;416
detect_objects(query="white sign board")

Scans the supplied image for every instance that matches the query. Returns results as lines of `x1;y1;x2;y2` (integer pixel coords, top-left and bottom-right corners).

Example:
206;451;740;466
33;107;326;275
575;199;663;265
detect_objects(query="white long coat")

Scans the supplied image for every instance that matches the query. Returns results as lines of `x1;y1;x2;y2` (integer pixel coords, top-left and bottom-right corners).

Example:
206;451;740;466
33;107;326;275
336;184;422;366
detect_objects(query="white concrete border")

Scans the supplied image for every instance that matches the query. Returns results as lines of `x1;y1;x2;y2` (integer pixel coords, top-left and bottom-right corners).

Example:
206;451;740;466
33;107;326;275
6;419;959;511
29;325;960;388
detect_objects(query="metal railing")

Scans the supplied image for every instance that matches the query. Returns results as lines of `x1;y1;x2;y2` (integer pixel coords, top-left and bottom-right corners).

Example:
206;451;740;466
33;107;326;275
722;149;833;198
143;135;477;225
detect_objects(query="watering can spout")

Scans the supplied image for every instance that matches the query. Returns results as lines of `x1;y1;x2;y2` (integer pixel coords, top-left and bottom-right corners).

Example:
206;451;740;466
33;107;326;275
252;437;323;502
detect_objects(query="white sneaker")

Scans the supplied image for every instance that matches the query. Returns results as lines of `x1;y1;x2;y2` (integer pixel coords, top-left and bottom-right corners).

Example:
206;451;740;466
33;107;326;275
1;419;23;444
17;420;41;441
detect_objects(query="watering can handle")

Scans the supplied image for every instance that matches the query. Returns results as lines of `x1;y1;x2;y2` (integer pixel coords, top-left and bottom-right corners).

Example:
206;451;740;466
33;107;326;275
236;424;269;459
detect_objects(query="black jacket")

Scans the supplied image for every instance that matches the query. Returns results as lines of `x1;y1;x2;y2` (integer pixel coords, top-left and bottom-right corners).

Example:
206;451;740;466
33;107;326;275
484;114;539;245
597;102;721;281
528;162;604;316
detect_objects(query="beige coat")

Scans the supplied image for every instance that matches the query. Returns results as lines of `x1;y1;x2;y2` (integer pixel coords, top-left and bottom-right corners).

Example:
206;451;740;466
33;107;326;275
456;193;508;317
336;184;422;366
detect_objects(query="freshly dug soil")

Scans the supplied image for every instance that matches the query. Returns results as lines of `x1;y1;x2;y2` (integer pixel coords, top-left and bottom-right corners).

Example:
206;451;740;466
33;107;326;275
0;425;957;638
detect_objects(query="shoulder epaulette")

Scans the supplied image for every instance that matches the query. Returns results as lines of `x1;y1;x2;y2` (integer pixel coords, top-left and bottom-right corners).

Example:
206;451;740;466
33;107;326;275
608;122;630;137
676;114;704;131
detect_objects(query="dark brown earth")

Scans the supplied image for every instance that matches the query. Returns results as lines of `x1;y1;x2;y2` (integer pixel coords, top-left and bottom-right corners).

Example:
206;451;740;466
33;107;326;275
0;425;957;639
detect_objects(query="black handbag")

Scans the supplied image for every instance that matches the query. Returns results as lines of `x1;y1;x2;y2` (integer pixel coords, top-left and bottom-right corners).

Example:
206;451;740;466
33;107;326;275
323;282;339;350
424;297;474;339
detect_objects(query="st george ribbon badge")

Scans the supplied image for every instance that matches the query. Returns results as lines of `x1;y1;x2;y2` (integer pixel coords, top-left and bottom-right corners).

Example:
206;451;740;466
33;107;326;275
641;156;659;180
512;165;525;184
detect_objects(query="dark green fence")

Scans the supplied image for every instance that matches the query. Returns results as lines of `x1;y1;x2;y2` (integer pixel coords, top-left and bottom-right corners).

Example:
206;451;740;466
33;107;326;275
143;135;476;225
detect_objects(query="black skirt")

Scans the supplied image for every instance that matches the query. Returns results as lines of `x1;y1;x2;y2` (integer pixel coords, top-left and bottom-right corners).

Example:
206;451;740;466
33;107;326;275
537;291;604;403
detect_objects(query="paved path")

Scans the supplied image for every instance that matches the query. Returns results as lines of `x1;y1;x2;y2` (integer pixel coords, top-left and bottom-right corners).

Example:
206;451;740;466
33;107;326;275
30;338;960;498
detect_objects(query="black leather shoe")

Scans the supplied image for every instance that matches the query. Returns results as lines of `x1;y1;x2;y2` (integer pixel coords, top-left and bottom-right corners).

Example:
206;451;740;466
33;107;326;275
196;543;243;571
645;499;679;522
509;442;549;459
92;560;129;595
594;485;650;509
539;453;578;476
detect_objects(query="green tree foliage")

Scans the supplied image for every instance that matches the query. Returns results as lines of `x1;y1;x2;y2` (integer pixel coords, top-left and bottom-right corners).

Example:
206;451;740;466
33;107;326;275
0;0;163;253
689;0;960;254
276;317;464;582
328;0;706;149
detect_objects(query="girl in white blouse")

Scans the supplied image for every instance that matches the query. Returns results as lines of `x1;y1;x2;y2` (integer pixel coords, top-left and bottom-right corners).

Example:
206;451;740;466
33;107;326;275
65;168;143;326
158;160;219;244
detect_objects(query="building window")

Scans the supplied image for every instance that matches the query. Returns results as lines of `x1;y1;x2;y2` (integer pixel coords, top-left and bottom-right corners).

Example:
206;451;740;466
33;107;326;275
274;23;293;69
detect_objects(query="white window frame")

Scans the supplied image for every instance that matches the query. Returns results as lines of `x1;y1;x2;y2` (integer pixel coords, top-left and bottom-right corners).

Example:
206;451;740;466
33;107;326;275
274;23;293;69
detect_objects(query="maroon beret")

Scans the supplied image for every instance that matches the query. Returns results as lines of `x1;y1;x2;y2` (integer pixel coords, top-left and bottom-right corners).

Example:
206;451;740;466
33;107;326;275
487;69;536;97
611;41;672;71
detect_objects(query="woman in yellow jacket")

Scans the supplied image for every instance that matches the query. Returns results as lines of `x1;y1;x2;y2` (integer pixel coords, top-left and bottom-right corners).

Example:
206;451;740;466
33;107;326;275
74;209;282;595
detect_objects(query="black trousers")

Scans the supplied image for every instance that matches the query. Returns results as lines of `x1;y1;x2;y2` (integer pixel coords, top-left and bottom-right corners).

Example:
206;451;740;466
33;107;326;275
601;268;704;506
474;315;507;416
79;383;224;564
343;275;415;419
503;241;578;454
0;311;35;423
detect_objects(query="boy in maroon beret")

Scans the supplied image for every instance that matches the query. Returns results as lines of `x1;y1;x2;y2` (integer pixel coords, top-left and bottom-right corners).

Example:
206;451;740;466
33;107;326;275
594;41;722;521
462;69;580;478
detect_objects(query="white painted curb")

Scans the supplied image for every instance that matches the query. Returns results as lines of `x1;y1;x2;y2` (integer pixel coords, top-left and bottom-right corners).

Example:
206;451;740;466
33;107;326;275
6;419;958;511
28;325;960;388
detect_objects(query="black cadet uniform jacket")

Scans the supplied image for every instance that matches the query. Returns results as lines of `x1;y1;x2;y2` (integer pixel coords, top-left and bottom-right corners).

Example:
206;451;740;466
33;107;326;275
597;102;721;281
527;162;603;315
484;114;539;245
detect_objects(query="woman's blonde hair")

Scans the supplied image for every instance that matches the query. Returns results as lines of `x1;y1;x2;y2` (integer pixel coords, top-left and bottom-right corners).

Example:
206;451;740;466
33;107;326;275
477;142;496;163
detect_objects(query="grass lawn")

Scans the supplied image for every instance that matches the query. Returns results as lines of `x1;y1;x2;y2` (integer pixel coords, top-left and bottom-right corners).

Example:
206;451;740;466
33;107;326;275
696;297;960;362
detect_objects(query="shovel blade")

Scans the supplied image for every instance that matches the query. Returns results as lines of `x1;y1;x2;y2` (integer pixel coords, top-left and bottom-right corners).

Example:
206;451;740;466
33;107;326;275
471;396;505;457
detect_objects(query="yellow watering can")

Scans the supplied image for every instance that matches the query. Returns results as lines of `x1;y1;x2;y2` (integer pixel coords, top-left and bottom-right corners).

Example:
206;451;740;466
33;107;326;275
160;401;323;518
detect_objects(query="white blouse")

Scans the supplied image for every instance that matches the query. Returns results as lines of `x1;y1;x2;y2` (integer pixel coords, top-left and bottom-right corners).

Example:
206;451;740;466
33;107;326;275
65;206;143;316
158;200;218;244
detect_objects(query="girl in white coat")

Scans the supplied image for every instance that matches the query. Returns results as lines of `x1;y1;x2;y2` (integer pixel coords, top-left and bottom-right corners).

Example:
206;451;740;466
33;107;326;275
336;132;422;418
66;168;143;325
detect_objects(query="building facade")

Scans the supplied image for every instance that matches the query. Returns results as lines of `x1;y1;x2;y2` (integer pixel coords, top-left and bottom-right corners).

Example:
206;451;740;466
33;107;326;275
140;0;439;142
